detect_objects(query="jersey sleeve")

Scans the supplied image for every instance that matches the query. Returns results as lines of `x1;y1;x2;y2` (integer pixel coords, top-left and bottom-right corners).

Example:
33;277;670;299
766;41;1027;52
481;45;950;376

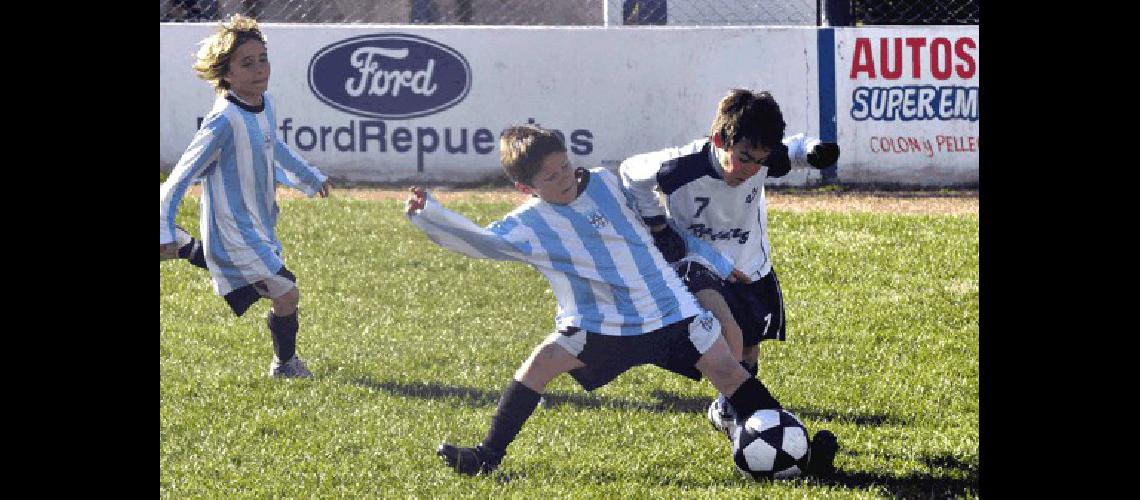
273;139;328;197
160;117;229;244
619;155;669;228
274;165;302;190
784;133;822;169
674;220;735;278
408;193;529;262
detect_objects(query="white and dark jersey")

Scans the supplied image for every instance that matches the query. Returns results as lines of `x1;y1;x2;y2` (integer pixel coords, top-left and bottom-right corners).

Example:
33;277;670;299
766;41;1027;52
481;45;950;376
160;91;328;297
620;134;818;281
409;167;734;336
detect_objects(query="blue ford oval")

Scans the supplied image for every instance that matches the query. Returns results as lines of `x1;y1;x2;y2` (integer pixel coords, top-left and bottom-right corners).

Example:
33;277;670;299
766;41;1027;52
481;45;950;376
308;33;472;120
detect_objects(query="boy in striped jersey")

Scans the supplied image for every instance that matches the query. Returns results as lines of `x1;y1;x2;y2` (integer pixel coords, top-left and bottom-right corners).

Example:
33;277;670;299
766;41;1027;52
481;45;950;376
620;89;840;438
407;124;836;477
160;15;332;378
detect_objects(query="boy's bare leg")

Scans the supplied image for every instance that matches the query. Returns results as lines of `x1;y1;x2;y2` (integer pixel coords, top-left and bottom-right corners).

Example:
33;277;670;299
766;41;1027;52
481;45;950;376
693;289;742;362
515;342;586;392
266;285;311;378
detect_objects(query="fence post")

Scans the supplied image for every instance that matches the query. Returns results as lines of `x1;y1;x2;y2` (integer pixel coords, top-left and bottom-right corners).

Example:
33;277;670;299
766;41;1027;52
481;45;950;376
604;0;622;26
822;0;852;26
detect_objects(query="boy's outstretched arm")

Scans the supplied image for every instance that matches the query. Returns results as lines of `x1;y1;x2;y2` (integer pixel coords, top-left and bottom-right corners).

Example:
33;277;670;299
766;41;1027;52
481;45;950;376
161;118;225;254
274;139;331;198
405;187;528;262
766;134;841;178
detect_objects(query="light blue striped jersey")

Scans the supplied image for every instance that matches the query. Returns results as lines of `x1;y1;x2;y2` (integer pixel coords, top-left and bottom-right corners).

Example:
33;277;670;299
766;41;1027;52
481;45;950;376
409;167;734;336
159;91;327;296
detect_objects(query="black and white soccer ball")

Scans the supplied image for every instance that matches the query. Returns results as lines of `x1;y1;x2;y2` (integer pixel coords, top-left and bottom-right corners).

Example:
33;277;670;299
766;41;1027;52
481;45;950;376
732;408;811;480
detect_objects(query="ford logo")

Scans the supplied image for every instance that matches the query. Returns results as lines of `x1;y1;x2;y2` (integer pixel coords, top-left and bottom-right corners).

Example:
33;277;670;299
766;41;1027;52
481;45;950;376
307;33;472;120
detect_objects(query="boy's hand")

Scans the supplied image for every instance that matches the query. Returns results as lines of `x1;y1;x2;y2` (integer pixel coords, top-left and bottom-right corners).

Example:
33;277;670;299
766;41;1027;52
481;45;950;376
160;242;179;260
807;143;840;168
405;186;427;215
318;179;333;198
728;269;752;284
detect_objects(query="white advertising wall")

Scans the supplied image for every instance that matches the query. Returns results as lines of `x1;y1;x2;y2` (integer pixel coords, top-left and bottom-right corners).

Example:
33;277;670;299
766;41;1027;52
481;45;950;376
160;25;820;184
160;24;979;186
833;26;979;185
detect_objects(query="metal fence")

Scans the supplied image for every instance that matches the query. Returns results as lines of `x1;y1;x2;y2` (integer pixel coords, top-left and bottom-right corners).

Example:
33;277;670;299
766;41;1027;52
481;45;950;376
849;0;978;25
159;0;977;25
159;0;817;25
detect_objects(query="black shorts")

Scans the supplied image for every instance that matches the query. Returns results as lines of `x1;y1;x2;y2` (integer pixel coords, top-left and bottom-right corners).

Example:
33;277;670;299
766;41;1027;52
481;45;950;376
720;269;787;347
562;314;718;391
222;266;296;317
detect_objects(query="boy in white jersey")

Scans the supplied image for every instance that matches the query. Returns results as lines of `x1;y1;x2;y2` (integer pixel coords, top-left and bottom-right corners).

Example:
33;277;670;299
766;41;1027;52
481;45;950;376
406;124;836;477
620;88;840;434
160;15;332;378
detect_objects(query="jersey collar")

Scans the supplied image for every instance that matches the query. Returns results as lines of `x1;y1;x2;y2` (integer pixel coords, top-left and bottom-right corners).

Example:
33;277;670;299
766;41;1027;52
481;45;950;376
225;91;265;113
703;139;727;180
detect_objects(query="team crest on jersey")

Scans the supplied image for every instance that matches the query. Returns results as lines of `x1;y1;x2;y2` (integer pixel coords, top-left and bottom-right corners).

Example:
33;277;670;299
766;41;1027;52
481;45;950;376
699;313;715;332
587;210;608;229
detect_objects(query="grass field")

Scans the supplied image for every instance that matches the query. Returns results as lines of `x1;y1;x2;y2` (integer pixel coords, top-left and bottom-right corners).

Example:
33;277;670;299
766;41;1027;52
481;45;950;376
160;190;978;498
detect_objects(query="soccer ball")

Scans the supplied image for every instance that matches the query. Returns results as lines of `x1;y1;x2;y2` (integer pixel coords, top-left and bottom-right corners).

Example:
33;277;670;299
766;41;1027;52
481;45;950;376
732;408;811;480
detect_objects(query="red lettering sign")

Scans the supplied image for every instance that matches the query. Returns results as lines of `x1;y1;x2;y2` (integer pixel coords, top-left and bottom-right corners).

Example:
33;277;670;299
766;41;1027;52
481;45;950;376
851;38;876;79
954;38;977;78
850;36;978;81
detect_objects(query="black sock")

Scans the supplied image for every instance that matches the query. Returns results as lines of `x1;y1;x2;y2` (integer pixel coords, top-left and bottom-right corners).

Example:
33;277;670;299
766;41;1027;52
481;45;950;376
481;379;542;457
727;377;782;420
266;310;299;362
740;359;758;378
178;238;208;270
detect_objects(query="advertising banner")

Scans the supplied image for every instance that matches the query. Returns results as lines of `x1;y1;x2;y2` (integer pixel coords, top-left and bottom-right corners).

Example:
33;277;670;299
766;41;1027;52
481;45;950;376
832;26;978;185
161;25;819;184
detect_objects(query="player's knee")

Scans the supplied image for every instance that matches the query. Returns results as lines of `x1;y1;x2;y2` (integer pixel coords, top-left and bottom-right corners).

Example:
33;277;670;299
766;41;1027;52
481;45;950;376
272;287;300;315
515;343;575;391
695;339;746;388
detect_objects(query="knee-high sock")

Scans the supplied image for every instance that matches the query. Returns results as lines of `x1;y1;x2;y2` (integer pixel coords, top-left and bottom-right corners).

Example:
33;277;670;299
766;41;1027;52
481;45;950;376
481;379;542;456
266;310;299;362
727;377;782;420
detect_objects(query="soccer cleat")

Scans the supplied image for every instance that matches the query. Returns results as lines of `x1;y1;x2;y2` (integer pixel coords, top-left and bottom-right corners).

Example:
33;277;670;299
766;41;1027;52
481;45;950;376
268;355;313;378
806;429;839;477
707;394;738;440
436;443;502;476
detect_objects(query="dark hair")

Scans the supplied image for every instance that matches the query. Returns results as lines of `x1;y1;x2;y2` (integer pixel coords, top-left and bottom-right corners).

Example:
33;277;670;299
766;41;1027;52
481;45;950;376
499;124;568;186
708;89;786;150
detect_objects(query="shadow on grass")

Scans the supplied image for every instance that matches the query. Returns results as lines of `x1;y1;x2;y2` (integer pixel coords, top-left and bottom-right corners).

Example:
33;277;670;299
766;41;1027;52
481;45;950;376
803;448;977;498
354;378;899;426
813;469;977;498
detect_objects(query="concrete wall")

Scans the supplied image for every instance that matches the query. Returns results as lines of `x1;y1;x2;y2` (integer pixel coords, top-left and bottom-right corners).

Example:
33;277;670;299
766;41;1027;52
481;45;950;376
160;23;979;186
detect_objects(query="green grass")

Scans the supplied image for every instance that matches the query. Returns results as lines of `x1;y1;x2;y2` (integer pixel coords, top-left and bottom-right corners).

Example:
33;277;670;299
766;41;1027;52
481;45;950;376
160;195;978;498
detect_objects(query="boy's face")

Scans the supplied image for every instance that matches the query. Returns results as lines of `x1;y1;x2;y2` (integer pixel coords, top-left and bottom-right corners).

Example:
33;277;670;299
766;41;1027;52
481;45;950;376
224;39;270;102
516;152;577;205
714;135;771;187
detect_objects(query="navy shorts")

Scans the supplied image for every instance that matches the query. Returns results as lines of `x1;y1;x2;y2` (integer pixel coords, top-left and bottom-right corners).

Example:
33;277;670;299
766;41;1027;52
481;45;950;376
557;312;721;391
222;266;297;317
719;269;786;347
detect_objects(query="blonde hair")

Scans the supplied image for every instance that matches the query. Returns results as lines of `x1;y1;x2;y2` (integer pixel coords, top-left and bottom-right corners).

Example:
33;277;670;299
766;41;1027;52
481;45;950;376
191;14;266;92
